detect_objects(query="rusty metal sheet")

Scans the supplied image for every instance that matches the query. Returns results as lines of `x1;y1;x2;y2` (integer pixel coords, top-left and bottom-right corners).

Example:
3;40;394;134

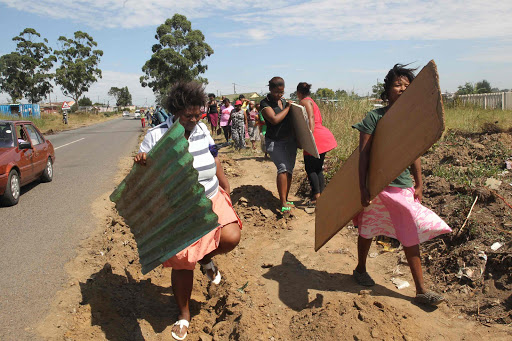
110;121;219;274
315;60;445;251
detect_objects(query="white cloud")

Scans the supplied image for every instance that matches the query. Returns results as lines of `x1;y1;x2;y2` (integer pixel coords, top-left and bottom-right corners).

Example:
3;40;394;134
458;46;512;63
2;0;511;41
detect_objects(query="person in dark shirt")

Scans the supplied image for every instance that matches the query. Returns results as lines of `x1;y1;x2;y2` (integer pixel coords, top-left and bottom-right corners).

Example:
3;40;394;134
260;76;296;214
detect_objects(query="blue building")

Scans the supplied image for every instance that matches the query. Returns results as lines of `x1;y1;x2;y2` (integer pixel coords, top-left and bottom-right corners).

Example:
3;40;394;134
0;104;41;118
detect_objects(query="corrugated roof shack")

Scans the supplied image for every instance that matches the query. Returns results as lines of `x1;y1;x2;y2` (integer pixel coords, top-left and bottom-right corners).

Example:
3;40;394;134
0;104;41;118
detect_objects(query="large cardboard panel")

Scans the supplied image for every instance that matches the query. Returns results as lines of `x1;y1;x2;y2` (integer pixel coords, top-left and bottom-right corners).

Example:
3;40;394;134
315;60;445;251
290;103;320;158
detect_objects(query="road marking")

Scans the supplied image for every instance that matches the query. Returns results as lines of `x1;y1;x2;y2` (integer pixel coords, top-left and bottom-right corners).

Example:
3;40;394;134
54;138;85;150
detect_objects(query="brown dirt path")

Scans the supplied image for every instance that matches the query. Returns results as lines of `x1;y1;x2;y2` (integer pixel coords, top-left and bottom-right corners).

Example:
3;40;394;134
36;143;511;340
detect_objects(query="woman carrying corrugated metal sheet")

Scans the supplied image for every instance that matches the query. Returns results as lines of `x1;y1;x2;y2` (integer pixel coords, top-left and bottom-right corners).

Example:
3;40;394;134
134;81;242;341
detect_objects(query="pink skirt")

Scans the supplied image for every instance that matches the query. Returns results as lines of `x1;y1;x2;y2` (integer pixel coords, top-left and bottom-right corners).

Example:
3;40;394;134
162;187;242;270
353;186;451;247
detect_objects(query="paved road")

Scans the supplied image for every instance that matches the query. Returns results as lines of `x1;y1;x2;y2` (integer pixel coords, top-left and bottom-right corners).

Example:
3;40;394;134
0;117;142;340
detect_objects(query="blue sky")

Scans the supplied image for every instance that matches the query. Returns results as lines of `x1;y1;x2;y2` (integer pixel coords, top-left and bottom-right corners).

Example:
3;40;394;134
1;0;511;106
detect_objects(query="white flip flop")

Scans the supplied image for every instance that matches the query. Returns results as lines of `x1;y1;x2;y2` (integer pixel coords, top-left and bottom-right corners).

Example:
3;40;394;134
171;319;189;340
200;260;222;285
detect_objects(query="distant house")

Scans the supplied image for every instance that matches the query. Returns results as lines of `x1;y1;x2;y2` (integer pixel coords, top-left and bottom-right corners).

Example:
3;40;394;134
221;92;261;102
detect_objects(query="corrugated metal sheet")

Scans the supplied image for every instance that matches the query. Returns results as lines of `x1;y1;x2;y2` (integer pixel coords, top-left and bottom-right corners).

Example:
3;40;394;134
20;104;40;117
0;105;12;115
110;120;219;274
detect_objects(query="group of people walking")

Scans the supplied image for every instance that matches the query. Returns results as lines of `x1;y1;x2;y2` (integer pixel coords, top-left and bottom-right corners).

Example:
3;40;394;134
134;63;451;340
207;94;263;151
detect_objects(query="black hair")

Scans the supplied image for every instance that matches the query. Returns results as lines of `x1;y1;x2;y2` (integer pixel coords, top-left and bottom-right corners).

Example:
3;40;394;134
223;97;230;104
381;64;417;101
238;94;245;99
297;82;312;96
163;81;206;114
208;93;215;98
268;76;285;90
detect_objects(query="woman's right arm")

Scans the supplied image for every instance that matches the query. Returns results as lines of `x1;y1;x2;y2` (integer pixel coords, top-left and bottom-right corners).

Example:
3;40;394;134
261;101;292;125
358;132;373;207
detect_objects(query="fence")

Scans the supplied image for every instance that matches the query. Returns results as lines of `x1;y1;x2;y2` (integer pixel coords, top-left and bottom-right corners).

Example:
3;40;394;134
458;92;512;110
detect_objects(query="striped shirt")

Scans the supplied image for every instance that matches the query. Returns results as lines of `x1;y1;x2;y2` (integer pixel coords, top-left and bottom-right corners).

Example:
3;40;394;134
139;117;219;198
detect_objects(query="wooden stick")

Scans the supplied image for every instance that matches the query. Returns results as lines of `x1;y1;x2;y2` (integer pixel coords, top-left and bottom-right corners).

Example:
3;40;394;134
457;195;479;236
490;189;512;210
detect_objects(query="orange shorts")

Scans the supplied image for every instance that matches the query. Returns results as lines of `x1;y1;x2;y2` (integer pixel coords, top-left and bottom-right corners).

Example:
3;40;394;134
162;187;241;270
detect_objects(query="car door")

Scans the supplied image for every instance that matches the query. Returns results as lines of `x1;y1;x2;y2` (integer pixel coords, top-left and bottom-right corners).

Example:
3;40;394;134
15;123;35;185
24;124;47;175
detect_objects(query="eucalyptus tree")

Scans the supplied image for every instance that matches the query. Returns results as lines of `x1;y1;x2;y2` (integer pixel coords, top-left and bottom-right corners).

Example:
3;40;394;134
0;28;55;103
54;31;103;105
140;14;214;97
0;53;24;102
108;86;133;106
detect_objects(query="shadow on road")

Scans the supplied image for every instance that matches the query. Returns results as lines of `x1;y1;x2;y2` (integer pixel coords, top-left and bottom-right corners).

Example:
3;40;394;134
79;263;202;340
263;251;436;312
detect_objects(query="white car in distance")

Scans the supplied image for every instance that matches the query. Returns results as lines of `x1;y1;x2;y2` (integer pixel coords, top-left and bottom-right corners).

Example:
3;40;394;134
134;110;141;119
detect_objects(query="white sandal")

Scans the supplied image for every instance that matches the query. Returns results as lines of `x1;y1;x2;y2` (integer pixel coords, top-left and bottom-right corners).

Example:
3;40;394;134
171;319;189;340
200;260;222;285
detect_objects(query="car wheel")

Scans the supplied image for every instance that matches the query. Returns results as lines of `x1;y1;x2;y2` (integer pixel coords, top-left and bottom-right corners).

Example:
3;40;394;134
1;169;20;206
41;157;53;182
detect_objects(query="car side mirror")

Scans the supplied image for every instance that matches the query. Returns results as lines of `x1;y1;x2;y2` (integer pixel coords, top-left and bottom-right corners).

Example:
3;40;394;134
19;141;32;149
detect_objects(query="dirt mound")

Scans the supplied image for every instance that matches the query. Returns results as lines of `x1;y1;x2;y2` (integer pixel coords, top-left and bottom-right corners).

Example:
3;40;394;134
37;135;512;340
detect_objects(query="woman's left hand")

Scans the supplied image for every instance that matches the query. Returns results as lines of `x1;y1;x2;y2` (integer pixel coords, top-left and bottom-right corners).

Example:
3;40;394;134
414;184;423;202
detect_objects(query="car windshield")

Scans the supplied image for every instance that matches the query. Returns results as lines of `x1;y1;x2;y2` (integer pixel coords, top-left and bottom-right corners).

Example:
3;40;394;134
0;123;15;148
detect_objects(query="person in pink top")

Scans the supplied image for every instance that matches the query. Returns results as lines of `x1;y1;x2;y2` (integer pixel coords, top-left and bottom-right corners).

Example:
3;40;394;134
219;98;233;143
296;82;337;204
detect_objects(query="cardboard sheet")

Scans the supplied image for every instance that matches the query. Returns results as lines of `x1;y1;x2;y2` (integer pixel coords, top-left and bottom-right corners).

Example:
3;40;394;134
289;103;320;158
315;60;445;251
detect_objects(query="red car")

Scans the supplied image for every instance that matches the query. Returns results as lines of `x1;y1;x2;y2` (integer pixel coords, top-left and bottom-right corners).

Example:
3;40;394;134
0;120;55;206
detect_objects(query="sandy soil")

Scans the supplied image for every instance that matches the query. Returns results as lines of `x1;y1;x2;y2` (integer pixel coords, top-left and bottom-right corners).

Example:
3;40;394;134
36;132;511;340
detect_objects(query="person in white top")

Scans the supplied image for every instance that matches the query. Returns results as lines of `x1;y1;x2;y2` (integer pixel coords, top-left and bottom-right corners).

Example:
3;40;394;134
134;81;242;341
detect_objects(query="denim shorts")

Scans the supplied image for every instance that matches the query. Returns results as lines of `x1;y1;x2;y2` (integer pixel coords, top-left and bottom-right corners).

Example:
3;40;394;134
265;137;297;174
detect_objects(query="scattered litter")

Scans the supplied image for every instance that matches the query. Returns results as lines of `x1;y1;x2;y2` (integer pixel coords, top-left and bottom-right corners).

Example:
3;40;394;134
369;252;379;258
391;278;410;290
499;170;509;176
304;207;315;214
485;178;502;190
328;248;348;254
456;267;474;280
490;242;503;251
237;281;249;293
506;160;512;170
376;240;397;252
392;265;404;276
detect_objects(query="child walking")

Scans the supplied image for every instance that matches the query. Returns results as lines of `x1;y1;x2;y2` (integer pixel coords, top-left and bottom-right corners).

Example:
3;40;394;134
229;100;248;150
352;64;451;306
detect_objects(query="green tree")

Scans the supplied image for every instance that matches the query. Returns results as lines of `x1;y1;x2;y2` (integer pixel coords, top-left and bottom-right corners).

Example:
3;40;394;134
78;97;93;106
54;31;103;105
140;14;214;95
372;81;384;99
475;80;492;94
335;89;347;98
0;53;24;102
315;88;335;99
13;28;56;103
289;91;297;101
456;82;475;95
108;86;133;106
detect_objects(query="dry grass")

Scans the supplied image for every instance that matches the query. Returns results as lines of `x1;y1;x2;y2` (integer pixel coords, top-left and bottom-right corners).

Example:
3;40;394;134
319;98;512;179
445;105;512;133
0;111;121;134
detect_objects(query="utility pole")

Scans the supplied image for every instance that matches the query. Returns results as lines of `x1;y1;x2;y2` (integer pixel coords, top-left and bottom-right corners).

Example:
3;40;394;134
233;83;236;94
